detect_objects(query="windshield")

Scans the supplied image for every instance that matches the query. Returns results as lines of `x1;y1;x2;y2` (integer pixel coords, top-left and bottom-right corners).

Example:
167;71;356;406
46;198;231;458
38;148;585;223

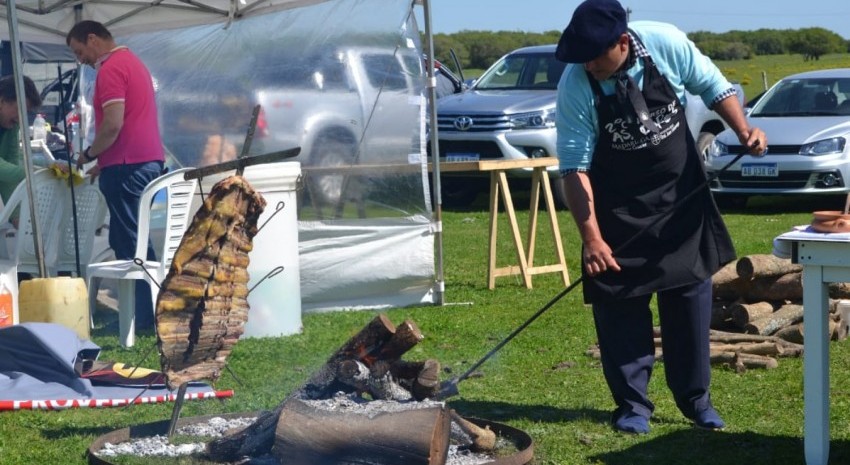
751;77;850;117
474;52;566;91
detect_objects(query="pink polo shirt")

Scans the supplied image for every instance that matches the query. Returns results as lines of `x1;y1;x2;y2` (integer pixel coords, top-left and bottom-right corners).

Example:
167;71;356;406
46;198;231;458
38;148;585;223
94;47;164;167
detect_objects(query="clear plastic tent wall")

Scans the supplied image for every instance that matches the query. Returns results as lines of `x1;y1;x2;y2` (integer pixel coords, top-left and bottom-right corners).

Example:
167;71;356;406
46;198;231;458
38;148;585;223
120;0;437;312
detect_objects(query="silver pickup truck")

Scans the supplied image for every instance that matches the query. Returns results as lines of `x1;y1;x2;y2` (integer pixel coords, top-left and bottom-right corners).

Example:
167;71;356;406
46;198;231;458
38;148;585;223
433;44;744;207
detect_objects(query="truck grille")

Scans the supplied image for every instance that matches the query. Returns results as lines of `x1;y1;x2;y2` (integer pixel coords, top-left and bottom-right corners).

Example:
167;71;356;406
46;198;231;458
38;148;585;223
427;140;503;159
437;113;511;132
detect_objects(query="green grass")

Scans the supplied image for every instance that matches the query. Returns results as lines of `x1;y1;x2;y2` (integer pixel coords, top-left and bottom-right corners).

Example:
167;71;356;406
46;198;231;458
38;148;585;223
713;53;850;101
4;193;850;464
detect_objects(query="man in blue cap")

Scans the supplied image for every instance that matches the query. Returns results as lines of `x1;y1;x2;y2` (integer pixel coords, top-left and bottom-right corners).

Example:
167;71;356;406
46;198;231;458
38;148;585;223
553;0;767;434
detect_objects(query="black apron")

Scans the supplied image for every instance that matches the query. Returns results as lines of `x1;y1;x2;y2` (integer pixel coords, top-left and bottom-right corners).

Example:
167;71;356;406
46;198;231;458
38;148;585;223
583;47;736;304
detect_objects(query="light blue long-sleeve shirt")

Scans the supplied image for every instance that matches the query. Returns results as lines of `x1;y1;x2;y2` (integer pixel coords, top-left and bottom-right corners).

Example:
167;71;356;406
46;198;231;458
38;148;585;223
555;20;735;174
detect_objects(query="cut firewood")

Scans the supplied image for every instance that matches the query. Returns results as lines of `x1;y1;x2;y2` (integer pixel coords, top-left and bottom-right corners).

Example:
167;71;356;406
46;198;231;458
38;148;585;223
742;273;802;302
829;282;850;299
773;323;804;344
711;301;735;329
710;330;779;344
712;260;747;301
710;351;778;371
736;254;801;281
709;342;783;357
272;398;450;465
730;301;777;329
744;304;804;336
449;410;496;452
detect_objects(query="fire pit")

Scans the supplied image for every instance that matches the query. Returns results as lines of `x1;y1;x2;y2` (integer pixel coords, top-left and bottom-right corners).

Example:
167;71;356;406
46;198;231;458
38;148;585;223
87;410;533;465
87;314;534;465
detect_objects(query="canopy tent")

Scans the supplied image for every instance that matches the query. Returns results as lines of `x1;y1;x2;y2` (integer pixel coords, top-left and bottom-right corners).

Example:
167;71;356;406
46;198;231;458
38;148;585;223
0;0;446;314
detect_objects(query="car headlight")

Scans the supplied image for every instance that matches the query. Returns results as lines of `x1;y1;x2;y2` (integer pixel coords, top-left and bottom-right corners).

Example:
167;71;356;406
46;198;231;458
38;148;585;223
509;109;556;129
799;137;846;156
706;139;729;160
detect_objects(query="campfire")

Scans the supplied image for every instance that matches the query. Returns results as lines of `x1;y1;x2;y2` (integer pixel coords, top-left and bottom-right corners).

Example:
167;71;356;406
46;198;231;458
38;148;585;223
205;314;518;465
88;314;533;465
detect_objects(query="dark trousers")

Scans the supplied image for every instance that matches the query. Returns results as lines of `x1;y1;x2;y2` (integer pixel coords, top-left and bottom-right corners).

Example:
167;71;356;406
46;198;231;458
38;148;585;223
99;161;163;330
591;278;714;420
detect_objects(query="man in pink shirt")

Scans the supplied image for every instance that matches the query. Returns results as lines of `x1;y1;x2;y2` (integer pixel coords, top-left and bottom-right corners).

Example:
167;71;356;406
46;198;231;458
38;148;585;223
67;20;165;332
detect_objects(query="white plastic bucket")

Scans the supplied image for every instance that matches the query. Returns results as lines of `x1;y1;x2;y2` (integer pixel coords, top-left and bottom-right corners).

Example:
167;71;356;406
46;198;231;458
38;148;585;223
196;161;303;338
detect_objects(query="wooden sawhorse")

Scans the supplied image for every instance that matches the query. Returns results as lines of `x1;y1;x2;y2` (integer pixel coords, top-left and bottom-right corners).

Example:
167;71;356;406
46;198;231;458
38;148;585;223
438;158;570;289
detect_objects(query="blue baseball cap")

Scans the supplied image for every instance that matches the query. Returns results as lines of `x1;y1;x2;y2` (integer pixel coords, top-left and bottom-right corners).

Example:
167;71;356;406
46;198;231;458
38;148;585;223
555;0;628;63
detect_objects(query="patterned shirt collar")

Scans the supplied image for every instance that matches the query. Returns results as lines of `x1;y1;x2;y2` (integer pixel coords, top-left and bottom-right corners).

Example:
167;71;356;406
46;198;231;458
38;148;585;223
615;30;645;79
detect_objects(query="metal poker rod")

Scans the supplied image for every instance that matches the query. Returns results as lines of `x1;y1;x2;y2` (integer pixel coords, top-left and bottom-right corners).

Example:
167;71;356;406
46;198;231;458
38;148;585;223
435;142;758;400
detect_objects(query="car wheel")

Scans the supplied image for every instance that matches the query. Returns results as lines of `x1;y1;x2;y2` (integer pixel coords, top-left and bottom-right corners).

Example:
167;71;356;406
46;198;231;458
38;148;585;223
697;132;716;162
307;133;356;206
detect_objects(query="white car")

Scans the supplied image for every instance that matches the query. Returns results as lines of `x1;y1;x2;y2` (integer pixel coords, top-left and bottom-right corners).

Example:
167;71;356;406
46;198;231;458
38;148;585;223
706;68;850;205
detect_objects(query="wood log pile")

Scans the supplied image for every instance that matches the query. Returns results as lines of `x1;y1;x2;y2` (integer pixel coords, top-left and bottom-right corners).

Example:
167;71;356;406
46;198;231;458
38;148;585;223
206;314;496;464
709;254;850;369
587;254;850;372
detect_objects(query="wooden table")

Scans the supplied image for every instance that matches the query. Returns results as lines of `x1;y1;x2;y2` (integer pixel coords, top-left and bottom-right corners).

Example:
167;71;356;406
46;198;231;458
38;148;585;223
300;158;570;289
774;231;850;465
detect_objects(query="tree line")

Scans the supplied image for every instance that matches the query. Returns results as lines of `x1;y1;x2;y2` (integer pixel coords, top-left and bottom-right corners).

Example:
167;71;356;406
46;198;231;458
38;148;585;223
427;28;849;71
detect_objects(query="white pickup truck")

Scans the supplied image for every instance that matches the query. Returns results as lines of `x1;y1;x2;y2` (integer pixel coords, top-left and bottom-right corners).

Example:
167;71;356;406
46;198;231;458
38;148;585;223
254;46;424;205
433;44;744;207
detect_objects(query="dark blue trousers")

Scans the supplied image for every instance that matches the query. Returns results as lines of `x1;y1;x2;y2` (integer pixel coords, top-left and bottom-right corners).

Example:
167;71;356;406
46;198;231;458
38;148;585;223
99;161;163;331
591;278;714;420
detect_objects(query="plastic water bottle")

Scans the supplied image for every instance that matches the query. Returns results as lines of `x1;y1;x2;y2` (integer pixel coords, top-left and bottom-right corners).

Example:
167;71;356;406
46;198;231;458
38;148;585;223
32;113;47;143
0;278;13;328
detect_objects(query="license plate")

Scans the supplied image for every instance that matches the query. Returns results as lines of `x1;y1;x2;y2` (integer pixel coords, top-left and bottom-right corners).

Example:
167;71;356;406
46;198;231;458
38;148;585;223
741;163;778;177
445;153;480;162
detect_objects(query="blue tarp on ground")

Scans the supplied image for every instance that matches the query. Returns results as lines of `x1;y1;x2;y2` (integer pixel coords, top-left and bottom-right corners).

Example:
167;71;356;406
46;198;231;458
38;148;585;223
0;322;224;410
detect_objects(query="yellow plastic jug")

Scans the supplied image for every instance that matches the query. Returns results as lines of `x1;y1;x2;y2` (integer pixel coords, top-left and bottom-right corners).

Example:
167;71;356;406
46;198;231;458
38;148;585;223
19;277;89;340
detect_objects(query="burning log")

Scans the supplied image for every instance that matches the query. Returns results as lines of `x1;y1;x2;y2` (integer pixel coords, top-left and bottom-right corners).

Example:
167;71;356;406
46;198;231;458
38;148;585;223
207;314;441;462
736;254;802;281
271;398;451;465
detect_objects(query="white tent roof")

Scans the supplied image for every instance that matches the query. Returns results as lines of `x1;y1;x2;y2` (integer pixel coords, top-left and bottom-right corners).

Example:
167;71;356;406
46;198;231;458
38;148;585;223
0;0;332;43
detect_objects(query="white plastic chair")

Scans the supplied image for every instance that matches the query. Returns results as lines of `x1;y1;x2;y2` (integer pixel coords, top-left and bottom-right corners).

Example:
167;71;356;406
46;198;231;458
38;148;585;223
51;180;108;279
0;169;67;274
85;168;198;347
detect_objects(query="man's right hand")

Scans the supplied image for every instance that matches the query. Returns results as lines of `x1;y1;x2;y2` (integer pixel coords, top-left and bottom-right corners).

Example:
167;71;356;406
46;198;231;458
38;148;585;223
84;164;100;183
582;237;621;277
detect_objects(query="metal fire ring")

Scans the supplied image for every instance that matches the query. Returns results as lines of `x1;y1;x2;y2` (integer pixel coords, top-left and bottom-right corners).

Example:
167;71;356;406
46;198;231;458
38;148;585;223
88;412;533;465
468;417;534;465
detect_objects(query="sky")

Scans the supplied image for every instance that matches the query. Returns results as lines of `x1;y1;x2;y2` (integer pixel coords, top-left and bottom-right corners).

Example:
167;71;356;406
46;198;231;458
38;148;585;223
420;0;850;40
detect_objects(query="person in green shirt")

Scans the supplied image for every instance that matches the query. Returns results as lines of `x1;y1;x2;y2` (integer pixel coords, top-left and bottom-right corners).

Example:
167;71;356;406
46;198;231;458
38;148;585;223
0;74;43;207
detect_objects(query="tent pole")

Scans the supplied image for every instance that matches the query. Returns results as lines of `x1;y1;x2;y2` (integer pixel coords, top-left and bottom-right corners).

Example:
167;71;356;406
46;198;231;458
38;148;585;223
421;0;445;306
4;0;47;277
